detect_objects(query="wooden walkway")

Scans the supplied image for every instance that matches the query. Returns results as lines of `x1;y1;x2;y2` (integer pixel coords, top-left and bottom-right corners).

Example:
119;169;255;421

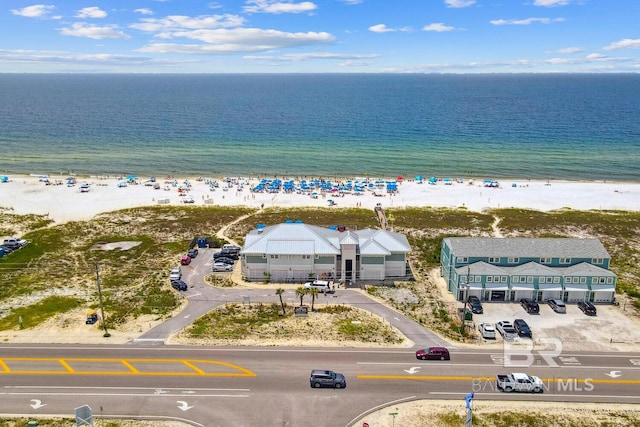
375;205;389;230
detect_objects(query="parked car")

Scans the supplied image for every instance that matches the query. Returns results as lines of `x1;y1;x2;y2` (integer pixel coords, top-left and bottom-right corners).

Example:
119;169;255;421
309;370;346;389
212;262;234;272
2;237;27;249
520;298;540;314
169;267;182;281
478;322;496;339
467;295;483;314
222;244;241;253
513;318;532;338
304;280;333;293
171;279;188;291
214;256;235;265
496;320;518;341
547;299;566;313
187;248;199;258
578;301;597;316
0;245;14;254
213;249;239;260
415;346;450;361
180;255;192;265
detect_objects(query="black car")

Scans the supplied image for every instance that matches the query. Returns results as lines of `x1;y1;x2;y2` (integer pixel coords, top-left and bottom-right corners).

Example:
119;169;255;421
187;248;199;258
467;295;483;314
513;318;532;338
578;301;597;316
520;298;540;314
213;250;239;260
171;279;188;291
214;256;235;265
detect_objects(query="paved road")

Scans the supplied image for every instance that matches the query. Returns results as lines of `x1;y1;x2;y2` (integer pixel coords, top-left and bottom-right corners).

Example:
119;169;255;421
1;345;640;426
136;247;448;348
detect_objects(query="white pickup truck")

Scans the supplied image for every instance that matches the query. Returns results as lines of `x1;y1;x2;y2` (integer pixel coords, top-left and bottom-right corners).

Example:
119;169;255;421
3;237;27;248
496;373;544;393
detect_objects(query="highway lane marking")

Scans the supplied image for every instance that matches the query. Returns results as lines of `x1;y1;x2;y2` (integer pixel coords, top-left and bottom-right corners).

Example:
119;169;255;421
431;391;640;399
357;375;640;385
0;391;251;398
0;358;256;377
357;362;640;370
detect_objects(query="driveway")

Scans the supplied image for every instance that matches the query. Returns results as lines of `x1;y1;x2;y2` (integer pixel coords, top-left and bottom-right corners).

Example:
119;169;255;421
135;247;448;348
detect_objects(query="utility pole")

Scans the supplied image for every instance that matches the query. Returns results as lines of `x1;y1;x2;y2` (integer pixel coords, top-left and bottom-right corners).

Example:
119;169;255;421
460;265;471;335
95;264;111;338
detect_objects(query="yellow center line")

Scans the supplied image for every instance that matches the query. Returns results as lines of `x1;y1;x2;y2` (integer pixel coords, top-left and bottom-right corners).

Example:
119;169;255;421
0;357;255;377
120;360;139;374
58;359;75;373
182;360;205;375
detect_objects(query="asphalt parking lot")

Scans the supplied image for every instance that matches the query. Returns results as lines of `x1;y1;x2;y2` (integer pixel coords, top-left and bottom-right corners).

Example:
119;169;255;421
467;300;640;352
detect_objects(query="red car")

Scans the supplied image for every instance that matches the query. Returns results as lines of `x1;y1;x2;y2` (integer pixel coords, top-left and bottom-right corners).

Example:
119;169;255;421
415;346;450;361
180;255;191;265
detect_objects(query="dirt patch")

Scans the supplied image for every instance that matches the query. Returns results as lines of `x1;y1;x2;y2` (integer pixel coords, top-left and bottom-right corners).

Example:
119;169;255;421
90;241;142;251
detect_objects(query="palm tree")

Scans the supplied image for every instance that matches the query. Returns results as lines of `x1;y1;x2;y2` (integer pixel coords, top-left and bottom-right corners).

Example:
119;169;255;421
308;287;319;311
295;286;306;306
275;288;286;315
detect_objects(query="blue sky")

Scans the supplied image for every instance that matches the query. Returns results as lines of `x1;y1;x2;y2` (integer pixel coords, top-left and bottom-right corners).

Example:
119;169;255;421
1;0;639;73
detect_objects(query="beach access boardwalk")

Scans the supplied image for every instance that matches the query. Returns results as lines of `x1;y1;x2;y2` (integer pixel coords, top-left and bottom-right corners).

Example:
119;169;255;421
375;205;389;230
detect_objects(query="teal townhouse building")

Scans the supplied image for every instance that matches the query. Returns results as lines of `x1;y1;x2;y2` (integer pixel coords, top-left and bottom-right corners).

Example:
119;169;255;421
441;237;617;304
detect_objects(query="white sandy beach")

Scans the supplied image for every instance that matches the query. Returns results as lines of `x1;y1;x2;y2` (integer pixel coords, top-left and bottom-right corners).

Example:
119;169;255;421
1;174;640;224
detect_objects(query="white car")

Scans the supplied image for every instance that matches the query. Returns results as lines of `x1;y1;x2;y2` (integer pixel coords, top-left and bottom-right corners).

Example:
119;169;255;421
169;267;182;281
212;262;233;272
478;322;496;339
496;320;518;341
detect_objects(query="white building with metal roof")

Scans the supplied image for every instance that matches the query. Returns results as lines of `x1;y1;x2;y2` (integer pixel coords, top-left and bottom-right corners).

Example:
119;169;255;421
240;222;411;283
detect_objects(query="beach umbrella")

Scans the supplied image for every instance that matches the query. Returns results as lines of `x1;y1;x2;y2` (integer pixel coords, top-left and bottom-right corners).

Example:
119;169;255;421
428;177;437;183
415;175;423;181
396;176;403;182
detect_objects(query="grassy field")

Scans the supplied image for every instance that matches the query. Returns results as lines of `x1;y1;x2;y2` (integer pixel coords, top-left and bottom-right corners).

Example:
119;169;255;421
1;205;639;334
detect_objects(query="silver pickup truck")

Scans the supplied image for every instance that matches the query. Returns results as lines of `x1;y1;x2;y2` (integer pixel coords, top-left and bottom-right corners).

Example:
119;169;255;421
496;373;544;393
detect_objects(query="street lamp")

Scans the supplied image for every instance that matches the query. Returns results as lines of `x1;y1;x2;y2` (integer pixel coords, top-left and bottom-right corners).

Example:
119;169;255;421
95;265;111;338
460;283;470;335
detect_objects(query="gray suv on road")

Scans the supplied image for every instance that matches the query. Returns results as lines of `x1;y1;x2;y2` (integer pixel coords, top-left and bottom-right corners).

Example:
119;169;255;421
309;370;346;389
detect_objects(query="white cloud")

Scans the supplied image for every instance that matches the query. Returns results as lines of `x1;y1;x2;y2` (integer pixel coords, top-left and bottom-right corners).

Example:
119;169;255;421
445;0;475;8
490;17;565;25
603;38;640;51
556;46;582;54
11;5;55;18
244;1;317;14
369;24;393;33
75;7;107;19
533;0;571;6
60;23;132;40
131;15;245;32
423;23;455;32
135;9;154;16
341;0;364;4
138;28;334;54
368;24;411;33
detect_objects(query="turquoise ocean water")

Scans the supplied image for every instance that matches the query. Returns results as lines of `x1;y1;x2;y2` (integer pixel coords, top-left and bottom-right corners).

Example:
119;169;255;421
1;74;639;181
